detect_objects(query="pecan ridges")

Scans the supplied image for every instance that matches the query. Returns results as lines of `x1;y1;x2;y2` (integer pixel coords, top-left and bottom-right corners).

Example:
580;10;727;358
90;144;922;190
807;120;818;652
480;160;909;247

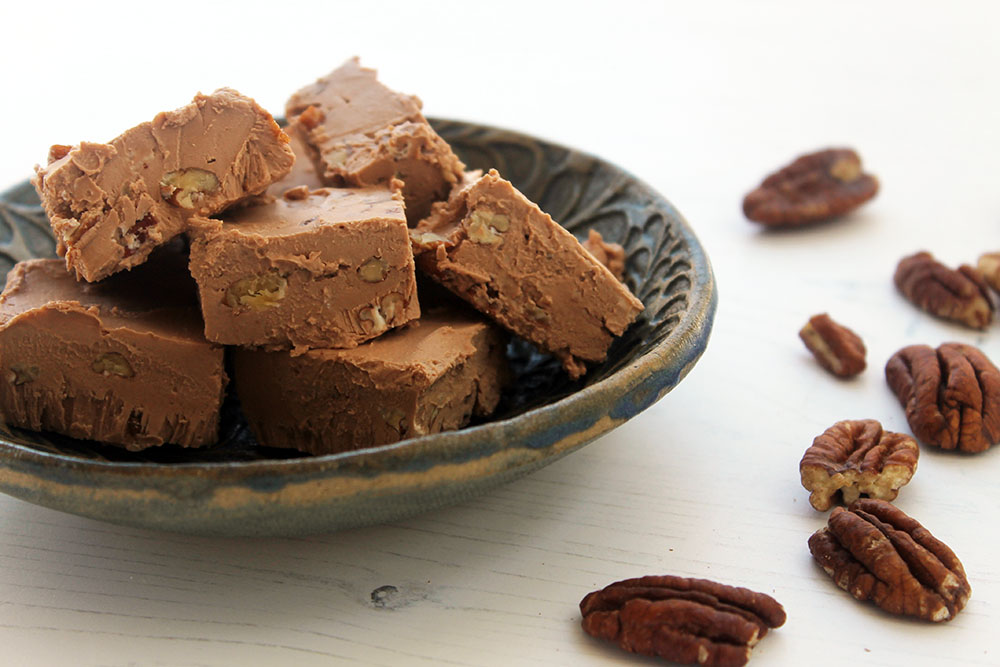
894;251;993;329
743;148;878;226
800;419;918;511
580;575;785;667
798;313;866;377
886;342;1000;452
808;499;970;622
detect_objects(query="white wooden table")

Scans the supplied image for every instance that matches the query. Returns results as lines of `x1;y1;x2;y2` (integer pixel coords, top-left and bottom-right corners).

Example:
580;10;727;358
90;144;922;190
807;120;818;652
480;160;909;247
1;1;997;664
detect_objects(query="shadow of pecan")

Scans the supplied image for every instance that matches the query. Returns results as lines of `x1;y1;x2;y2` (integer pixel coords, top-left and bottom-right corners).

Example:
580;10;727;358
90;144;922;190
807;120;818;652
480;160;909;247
886;342;1000;452
742;148;878;226
894;251;993;329
809;499;970;622
798;313;866;377
800;419;918;511
580;575;785;666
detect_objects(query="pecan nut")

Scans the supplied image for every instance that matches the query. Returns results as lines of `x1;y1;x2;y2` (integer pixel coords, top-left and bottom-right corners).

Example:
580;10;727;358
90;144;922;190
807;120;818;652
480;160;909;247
977;251;1000;292
886;342;1000;452
160;168;220;209
580;575;785;667
91;352;135;378
894;251;993;329
742;148;878;226
798;313;866;377
800;419;918;511
808;499;970;622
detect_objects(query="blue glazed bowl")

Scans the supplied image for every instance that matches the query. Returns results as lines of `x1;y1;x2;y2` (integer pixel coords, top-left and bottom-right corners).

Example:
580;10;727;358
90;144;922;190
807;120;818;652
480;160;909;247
0;119;716;536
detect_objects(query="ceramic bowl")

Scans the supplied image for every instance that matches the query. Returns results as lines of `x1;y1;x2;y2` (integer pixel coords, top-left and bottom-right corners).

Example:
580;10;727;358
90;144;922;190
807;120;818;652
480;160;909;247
0;119;716;536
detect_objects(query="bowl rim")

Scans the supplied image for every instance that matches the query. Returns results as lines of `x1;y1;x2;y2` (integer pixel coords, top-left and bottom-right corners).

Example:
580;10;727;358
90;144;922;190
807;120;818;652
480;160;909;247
0;117;717;483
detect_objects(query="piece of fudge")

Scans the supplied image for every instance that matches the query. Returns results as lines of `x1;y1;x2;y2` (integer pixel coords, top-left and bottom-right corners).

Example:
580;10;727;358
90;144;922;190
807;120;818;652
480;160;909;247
411;169;645;379
582;229;627;281
234;306;509;455
33;89;295;282
266;129;325;197
286;58;465;224
0;250;226;450
188;186;419;350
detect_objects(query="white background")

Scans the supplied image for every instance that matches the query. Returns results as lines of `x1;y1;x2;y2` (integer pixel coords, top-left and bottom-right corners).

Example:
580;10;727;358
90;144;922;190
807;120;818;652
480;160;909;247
1;1;999;665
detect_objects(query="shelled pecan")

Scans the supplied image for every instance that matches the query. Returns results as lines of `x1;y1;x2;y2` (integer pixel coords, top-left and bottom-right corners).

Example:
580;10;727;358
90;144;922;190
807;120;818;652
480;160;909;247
885;342;1000;452
894;251;993;329
798;313;866;377
808;499;970;622
977;251;1000;292
580;575;786;666
800;419;918;511
742;148;878;226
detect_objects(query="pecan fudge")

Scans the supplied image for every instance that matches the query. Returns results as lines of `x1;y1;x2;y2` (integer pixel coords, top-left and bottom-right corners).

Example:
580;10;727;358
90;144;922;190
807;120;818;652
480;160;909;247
286;58;465;224
0;249;226;450
266;129;324;197
33;89;295;282
188;186;419;350
582;229;626;281
411;169;644;378
233;306;509;454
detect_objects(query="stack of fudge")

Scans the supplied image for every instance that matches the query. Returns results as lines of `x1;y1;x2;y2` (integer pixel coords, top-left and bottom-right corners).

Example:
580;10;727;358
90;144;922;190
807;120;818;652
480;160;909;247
0;59;644;455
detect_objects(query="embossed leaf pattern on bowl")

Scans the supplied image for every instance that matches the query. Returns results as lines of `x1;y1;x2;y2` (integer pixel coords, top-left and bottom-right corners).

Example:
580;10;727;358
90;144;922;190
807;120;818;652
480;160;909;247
0;181;57;276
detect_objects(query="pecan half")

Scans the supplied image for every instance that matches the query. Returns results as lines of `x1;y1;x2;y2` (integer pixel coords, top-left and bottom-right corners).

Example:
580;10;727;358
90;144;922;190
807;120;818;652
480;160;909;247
800;419;918;511
894;251;993;329
977;251;1000;292
885;342;1000;452
742;148;878;226
580;575;785;667
798;313;866;377
809;499;970;622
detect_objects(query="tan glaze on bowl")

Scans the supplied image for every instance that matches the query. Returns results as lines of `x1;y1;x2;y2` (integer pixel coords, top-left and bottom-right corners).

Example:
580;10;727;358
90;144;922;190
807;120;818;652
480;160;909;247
0;119;717;536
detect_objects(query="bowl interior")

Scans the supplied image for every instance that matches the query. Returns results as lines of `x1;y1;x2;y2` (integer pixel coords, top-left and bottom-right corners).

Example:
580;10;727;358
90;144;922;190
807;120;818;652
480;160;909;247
0;119;700;466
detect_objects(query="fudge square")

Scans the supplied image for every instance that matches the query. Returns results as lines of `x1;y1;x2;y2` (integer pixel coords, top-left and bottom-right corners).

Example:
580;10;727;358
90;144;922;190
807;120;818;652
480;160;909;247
233;305;509;455
286;57;465;224
188;186;419;350
412;169;645;379
266;128;324;197
33;88;295;282
0;251;226;451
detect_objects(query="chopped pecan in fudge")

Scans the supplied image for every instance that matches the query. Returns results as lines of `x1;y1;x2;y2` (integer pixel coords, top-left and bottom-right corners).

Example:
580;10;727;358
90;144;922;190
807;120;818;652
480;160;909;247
411;169;643;379
188;186;418;351
286;58;464;224
0;248;226;450
33;89;294;282
234;305;508;454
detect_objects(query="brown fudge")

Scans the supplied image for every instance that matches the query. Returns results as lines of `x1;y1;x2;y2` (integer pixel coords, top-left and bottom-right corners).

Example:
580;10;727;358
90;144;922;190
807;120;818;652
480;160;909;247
33;89;295;282
412;169;644;379
266;129;324;197
188;186;419;350
234;306;509;455
582;229;627;281
286;58;465;224
0;250;226;450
